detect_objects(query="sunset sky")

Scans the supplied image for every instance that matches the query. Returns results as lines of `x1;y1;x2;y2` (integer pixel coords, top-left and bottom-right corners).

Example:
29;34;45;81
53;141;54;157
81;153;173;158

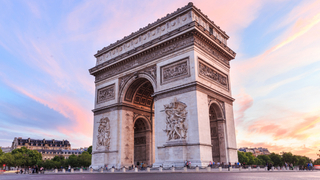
0;0;319;159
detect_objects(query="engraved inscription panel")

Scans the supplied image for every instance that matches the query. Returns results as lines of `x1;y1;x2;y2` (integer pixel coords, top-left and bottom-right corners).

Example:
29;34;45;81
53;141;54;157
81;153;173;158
198;60;228;89
161;58;190;84
97;84;115;104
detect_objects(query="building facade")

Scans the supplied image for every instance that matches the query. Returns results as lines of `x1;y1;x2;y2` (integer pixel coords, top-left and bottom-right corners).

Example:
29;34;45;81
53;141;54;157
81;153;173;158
89;3;238;169
239;147;271;157
0;146;12;153
11;137;86;160
12;137;71;150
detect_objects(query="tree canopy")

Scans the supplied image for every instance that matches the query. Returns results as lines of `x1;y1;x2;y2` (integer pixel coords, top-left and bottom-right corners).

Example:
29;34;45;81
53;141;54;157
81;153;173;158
238;151;313;167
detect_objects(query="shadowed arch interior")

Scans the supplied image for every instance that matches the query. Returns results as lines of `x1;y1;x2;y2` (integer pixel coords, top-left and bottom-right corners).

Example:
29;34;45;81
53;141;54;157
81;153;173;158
124;78;154;108
209;103;221;163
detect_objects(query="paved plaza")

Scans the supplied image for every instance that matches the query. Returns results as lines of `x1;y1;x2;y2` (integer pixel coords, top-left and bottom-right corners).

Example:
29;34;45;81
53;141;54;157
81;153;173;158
1;171;319;180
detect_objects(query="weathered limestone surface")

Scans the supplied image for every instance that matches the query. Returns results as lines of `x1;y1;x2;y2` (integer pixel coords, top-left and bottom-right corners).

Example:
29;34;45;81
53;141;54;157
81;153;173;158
89;2;238;169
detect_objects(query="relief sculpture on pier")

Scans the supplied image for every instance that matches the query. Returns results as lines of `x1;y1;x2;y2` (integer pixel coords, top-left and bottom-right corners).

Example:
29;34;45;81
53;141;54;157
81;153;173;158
96;117;111;150
163;98;188;141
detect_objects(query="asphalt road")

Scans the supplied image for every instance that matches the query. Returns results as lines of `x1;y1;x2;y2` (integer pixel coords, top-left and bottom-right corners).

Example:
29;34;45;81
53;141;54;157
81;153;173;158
1;172;320;180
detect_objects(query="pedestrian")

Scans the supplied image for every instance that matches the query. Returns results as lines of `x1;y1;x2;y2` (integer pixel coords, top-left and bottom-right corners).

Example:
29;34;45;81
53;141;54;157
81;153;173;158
209;161;213;168
106;165;108;170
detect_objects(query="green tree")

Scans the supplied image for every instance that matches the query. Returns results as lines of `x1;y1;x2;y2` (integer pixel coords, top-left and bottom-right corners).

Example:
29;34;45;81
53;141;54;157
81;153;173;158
87;146;92;155
238;151;249;164
257;154;273;165
314;158;320;165
1;153;14;168
11;147;42;167
78;151;91;167
0;148;3;156
67;155;79;167
282;152;293;164
269;153;283;166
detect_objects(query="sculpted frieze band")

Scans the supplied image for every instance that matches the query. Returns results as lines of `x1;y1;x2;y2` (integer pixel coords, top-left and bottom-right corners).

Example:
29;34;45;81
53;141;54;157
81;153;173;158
198;60;228;89
97;84;115;104
95;34;194;82
161;58;190;84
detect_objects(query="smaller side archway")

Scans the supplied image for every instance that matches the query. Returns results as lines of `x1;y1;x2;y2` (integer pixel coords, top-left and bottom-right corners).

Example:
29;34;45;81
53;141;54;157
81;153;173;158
133;117;152;166
208;101;227;163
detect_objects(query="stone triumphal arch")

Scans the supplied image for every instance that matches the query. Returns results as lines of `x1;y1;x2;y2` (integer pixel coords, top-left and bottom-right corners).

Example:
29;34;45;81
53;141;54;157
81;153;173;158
89;3;238;169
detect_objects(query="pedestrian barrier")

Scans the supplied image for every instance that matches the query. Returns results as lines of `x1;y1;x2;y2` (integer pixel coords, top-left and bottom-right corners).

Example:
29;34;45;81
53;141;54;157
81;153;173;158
111;168;114;173
80;169;83;173
195;166;199;172
159;167;163;172
147;167;150;172
239;167;242;171
271;167;274;171
122;167;126;172
219;167;222;171
257;167;260;171
90;168;93;173
248;167;252;171
54;169;58;173
71;168;74;173
63;169;66;173
135;167;138;172
206;167;211;172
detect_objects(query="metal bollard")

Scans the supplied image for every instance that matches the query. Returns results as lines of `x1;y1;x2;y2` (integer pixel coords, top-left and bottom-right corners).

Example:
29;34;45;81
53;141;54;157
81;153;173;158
111;168;114;172
219;167;222;171
55;169;58;173
171;166;175;172
147;167;150;172
71;168;74;173
195;166;199;172
62;169;66;173
184;167;187;172
80;168;83;173
135;167;138;172
159;167;163;172
122;167;126;172
207;167;211;172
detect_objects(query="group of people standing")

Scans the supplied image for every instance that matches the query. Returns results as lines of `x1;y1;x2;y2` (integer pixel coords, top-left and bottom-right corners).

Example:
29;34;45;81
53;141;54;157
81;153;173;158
17;166;44;174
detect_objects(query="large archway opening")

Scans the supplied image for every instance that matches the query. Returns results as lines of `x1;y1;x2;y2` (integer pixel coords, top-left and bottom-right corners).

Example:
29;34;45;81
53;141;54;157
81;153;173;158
123;77;154;166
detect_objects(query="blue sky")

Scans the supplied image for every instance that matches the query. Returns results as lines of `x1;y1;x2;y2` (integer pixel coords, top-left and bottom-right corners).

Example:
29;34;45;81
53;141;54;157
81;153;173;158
0;0;319;159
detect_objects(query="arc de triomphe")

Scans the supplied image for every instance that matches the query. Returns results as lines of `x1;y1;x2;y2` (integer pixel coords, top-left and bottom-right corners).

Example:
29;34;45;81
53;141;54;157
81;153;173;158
89;2;238;169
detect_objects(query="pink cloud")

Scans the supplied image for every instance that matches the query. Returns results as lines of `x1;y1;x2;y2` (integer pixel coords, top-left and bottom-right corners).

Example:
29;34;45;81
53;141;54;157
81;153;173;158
234;89;253;125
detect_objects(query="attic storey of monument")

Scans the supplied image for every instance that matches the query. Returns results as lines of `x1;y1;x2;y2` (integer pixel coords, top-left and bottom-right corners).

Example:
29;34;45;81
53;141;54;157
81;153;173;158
89;2;237;169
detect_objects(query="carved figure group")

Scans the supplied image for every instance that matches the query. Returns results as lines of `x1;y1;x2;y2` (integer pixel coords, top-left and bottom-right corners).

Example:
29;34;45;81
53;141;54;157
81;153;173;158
96;117;111;150
163;98;188;140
